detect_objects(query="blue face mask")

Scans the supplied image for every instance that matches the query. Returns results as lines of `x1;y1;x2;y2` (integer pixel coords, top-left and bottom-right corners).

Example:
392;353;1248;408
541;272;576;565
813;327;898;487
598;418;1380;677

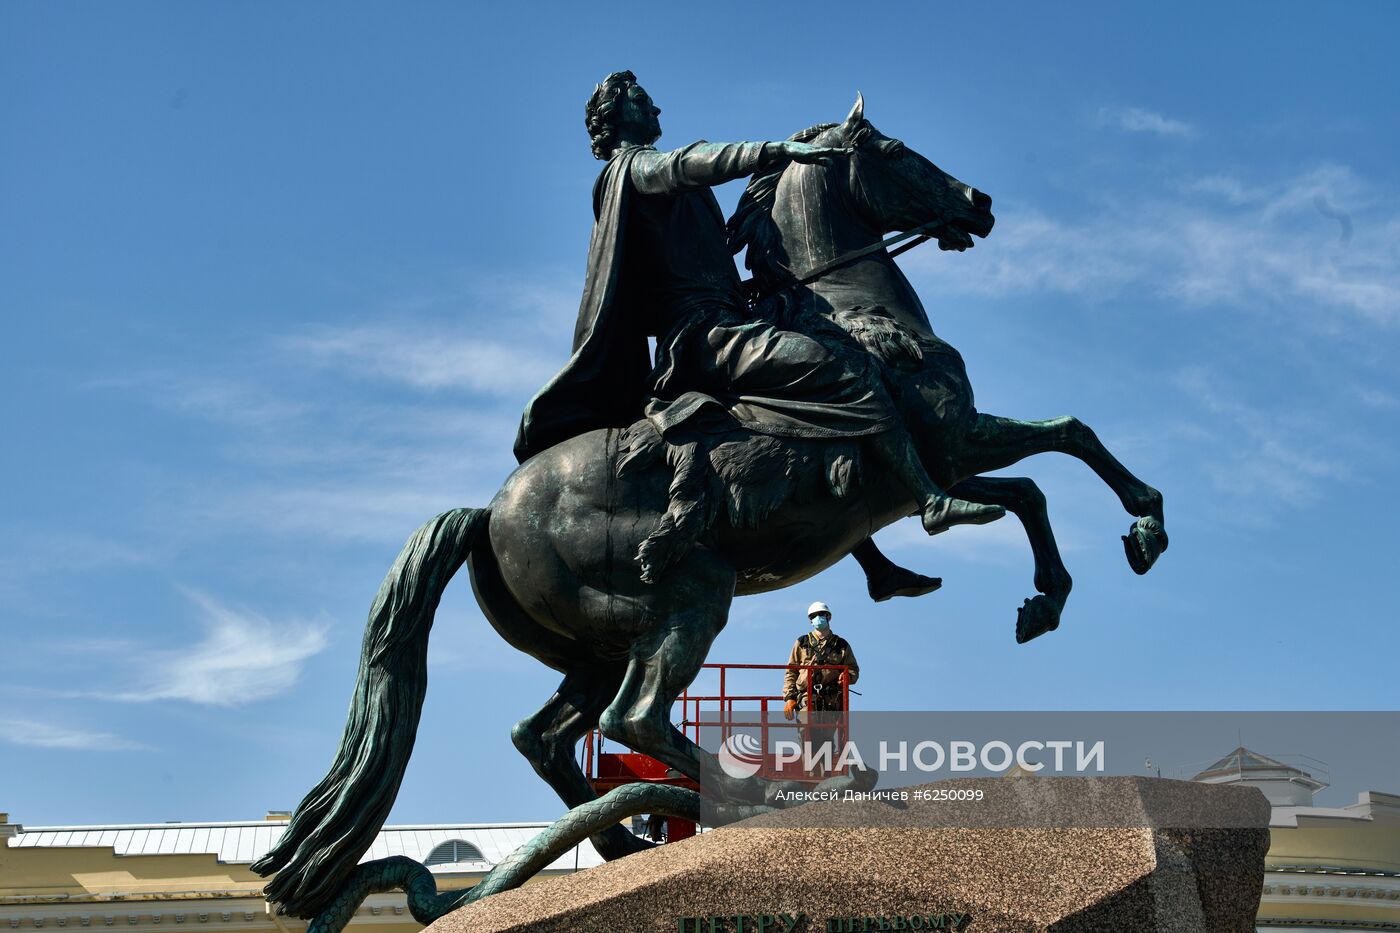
810;613;830;632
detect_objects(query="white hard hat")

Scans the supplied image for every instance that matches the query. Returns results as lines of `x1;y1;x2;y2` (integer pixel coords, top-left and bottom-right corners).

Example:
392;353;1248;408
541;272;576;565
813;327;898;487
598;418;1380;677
807;601;832;618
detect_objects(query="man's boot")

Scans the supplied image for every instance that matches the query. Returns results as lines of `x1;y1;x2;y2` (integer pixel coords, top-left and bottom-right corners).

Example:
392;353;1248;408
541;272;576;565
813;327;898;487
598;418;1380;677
922;495;1005;536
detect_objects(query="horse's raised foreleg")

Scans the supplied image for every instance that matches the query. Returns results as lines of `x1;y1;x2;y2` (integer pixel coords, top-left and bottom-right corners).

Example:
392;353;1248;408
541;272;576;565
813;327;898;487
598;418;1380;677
510;663;654;861
949;476;1071;643
960;413;1168;573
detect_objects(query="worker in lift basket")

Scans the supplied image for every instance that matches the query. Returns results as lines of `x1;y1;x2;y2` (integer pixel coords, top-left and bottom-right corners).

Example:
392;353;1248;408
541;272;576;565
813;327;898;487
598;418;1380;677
782;601;858;776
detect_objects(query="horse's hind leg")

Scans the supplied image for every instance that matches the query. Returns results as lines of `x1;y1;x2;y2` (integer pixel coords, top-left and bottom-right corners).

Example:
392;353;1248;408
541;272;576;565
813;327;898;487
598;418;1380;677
950;476;1071;643
468;532;649;859
511;662;654;861
960;413;1168;573
594;549;766;804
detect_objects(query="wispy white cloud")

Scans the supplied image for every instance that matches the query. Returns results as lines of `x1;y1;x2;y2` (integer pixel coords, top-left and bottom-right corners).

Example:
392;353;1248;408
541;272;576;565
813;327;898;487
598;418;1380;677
274;271;578;395
0;531;161;596
1353;384;1400;410
91;283;550;546
222;404;520;465
1174;366;1353;508
1181;174;1263;205
107;590;329;706
1097;105;1197;139
909;164;1400;326
282;324;557;395
97;269;578;428
84;372;312;428
0;717;149;751
189;476;494;543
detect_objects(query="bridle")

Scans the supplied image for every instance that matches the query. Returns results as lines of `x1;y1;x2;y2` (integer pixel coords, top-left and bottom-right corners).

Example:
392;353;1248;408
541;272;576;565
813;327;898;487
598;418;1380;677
741;138;960;306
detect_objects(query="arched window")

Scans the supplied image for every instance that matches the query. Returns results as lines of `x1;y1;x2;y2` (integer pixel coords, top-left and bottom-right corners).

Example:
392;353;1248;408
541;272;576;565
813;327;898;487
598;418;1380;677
425;839;487;866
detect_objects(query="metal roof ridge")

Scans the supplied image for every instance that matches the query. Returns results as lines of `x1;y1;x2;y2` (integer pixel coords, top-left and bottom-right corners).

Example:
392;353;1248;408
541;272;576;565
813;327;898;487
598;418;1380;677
378;821;556;831
16;821;284;832
15;819;561;833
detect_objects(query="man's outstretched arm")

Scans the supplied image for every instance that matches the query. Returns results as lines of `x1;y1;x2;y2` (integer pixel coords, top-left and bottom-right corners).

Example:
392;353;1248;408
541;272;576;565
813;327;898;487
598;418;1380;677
630;140;845;195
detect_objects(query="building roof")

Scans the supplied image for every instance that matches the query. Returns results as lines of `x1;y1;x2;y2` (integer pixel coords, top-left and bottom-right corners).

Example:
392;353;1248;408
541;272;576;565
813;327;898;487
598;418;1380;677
6;819;604;873
1191;746;1327;789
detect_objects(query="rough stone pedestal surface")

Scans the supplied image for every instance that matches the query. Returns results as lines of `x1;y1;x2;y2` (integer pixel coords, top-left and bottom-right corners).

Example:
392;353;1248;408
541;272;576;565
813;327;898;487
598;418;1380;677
426;777;1270;932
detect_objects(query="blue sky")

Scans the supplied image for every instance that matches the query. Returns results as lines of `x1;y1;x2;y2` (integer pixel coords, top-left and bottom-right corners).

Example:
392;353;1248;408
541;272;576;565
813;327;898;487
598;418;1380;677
2;2;1397;826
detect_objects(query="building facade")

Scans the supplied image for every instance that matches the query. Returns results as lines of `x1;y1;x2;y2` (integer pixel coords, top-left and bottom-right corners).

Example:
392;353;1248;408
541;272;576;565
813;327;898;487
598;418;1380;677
0;812;602;933
6;749;1398;932
1194;748;1400;931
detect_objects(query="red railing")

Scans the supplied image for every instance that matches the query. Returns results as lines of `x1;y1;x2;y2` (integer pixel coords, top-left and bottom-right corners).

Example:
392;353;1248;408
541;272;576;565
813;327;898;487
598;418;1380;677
583;662;852;789
677;661;850;752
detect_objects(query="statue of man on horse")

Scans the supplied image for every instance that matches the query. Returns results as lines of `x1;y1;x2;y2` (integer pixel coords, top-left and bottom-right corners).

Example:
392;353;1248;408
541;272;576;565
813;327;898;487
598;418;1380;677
516;70;1004;589
252;72;1170;933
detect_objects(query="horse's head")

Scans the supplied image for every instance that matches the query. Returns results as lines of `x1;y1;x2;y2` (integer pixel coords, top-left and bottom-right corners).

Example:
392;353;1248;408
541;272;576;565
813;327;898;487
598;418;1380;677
813;93;995;251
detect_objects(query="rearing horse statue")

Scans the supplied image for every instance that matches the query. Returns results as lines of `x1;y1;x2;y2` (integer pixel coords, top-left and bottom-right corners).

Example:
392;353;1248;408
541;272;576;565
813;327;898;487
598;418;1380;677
253;93;1168;932
731;94;1167;641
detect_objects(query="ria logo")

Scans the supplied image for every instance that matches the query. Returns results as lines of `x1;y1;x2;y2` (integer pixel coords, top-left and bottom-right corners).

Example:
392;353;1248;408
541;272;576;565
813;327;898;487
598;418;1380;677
717;733;765;779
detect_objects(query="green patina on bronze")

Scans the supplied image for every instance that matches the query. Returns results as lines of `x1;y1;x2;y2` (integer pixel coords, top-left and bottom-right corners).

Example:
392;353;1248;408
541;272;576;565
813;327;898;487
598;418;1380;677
253;74;1167;932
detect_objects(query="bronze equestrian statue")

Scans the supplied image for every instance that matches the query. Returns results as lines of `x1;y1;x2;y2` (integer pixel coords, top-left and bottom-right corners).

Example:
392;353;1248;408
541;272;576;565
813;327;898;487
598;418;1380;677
253;74;1168;933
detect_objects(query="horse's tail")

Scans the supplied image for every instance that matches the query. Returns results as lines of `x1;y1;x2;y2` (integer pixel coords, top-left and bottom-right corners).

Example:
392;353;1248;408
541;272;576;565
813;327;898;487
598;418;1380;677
252;507;490;919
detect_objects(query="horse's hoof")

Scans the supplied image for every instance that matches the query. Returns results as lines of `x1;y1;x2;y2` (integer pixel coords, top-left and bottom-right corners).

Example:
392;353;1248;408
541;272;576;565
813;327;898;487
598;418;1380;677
1123;516;1169;575
1016;595;1061;644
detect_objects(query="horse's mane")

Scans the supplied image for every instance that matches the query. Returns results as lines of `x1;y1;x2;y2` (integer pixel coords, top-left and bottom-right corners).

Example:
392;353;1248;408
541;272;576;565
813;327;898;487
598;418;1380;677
726;123;839;287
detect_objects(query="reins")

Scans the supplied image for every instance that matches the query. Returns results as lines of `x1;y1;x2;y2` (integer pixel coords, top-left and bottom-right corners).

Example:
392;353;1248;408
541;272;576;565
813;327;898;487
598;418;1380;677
742;217;945;306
